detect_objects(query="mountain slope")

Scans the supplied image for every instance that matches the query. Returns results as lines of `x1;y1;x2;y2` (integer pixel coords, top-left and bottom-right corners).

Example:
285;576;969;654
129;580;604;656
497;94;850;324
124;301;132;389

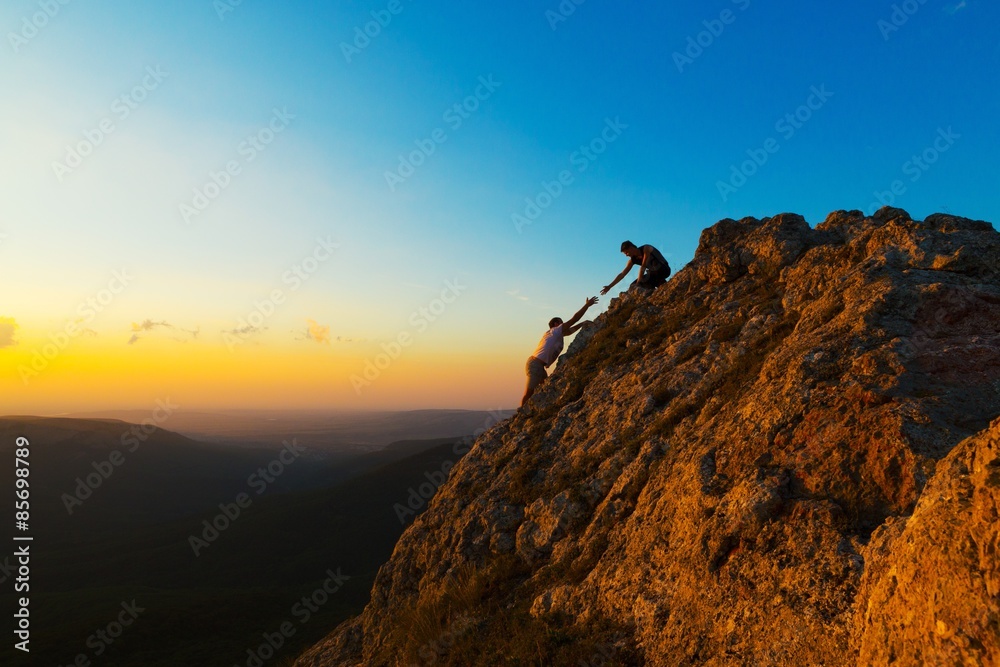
297;208;1000;666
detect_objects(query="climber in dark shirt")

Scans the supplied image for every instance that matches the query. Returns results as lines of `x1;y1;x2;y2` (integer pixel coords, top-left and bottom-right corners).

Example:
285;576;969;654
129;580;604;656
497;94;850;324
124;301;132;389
601;241;671;295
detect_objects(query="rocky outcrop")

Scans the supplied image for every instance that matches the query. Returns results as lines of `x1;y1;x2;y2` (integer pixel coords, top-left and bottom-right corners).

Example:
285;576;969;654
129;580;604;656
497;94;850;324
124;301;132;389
854;418;1000;666
297;208;1000;666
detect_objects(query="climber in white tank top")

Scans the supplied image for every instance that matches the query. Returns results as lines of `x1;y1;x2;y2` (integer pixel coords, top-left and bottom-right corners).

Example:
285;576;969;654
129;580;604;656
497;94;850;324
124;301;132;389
522;296;599;407
531;325;565;368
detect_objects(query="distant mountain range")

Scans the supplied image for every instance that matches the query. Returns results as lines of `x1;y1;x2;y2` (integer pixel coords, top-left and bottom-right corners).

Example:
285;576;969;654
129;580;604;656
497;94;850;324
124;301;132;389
0;412;507;666
57;408;512;450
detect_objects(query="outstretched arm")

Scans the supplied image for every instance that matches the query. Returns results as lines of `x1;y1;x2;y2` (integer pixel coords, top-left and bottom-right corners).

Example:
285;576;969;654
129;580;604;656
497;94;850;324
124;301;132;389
601;260;635;295
562;296;598;332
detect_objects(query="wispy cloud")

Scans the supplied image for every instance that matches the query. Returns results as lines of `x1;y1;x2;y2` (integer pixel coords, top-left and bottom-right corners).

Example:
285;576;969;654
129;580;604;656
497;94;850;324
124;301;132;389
129;319;199;344
293;321;360;344
305;319;331;344
225;324;265;337
507;289;557;312
131;319;173;332
173;326;200;342
506;289;530;302
67;317;98;338
0;316;19;348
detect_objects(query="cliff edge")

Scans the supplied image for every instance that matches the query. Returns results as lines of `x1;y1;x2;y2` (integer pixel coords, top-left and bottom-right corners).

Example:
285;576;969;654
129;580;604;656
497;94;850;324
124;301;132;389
298;208;1000;666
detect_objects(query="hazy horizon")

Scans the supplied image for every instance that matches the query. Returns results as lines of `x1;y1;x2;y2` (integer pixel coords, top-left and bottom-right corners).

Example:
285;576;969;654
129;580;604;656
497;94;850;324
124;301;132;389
0;407;515;451
3;406;514;418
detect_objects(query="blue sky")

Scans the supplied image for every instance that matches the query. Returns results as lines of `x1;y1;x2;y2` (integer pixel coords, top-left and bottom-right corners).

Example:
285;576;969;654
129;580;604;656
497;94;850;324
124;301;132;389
1;0;997;410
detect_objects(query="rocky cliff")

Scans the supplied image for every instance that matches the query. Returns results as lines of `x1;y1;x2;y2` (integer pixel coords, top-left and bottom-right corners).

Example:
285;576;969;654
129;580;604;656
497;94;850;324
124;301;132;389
297;208;1000;666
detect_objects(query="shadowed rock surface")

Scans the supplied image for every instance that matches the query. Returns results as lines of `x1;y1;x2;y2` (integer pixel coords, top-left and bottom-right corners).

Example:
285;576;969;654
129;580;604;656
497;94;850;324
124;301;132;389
296;208;1000;666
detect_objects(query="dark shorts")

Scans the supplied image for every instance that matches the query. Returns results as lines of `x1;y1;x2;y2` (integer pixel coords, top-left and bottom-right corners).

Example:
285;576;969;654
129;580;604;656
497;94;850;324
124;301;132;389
525;357;548;392
633;265;671;290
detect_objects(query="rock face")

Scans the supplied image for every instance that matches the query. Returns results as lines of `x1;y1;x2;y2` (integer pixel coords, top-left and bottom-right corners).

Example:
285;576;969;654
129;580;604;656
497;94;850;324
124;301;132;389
297;209;1000;666
853;418;1000;666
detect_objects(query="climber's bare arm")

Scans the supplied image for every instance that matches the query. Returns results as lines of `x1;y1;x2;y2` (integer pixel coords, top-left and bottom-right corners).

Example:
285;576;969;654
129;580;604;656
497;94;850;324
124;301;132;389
637;250;650;282
601;260;635;295
561;297;599;332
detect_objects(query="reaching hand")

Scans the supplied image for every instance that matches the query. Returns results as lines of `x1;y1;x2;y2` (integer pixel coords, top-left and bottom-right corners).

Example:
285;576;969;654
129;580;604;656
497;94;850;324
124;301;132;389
600;285;611;295
585;296;598;308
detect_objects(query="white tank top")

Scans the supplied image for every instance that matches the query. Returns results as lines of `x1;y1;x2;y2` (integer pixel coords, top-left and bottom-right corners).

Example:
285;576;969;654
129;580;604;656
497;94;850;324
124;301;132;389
531;326;564;367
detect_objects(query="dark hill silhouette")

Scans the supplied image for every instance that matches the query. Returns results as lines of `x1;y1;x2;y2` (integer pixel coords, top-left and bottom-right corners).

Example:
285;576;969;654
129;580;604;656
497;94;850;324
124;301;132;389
0;416;482;538
61;408;507;450
0;417;481;666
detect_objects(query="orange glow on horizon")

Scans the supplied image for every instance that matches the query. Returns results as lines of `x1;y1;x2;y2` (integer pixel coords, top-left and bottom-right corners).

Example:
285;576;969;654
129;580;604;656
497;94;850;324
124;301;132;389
1;331;525;414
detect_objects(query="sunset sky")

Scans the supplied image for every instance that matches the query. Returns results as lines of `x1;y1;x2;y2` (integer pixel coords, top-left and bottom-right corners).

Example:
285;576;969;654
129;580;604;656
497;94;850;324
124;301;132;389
2;0;998;413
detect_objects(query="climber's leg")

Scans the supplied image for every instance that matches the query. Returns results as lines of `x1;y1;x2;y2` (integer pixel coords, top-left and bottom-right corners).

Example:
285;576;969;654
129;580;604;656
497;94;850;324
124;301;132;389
522;357;548;406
